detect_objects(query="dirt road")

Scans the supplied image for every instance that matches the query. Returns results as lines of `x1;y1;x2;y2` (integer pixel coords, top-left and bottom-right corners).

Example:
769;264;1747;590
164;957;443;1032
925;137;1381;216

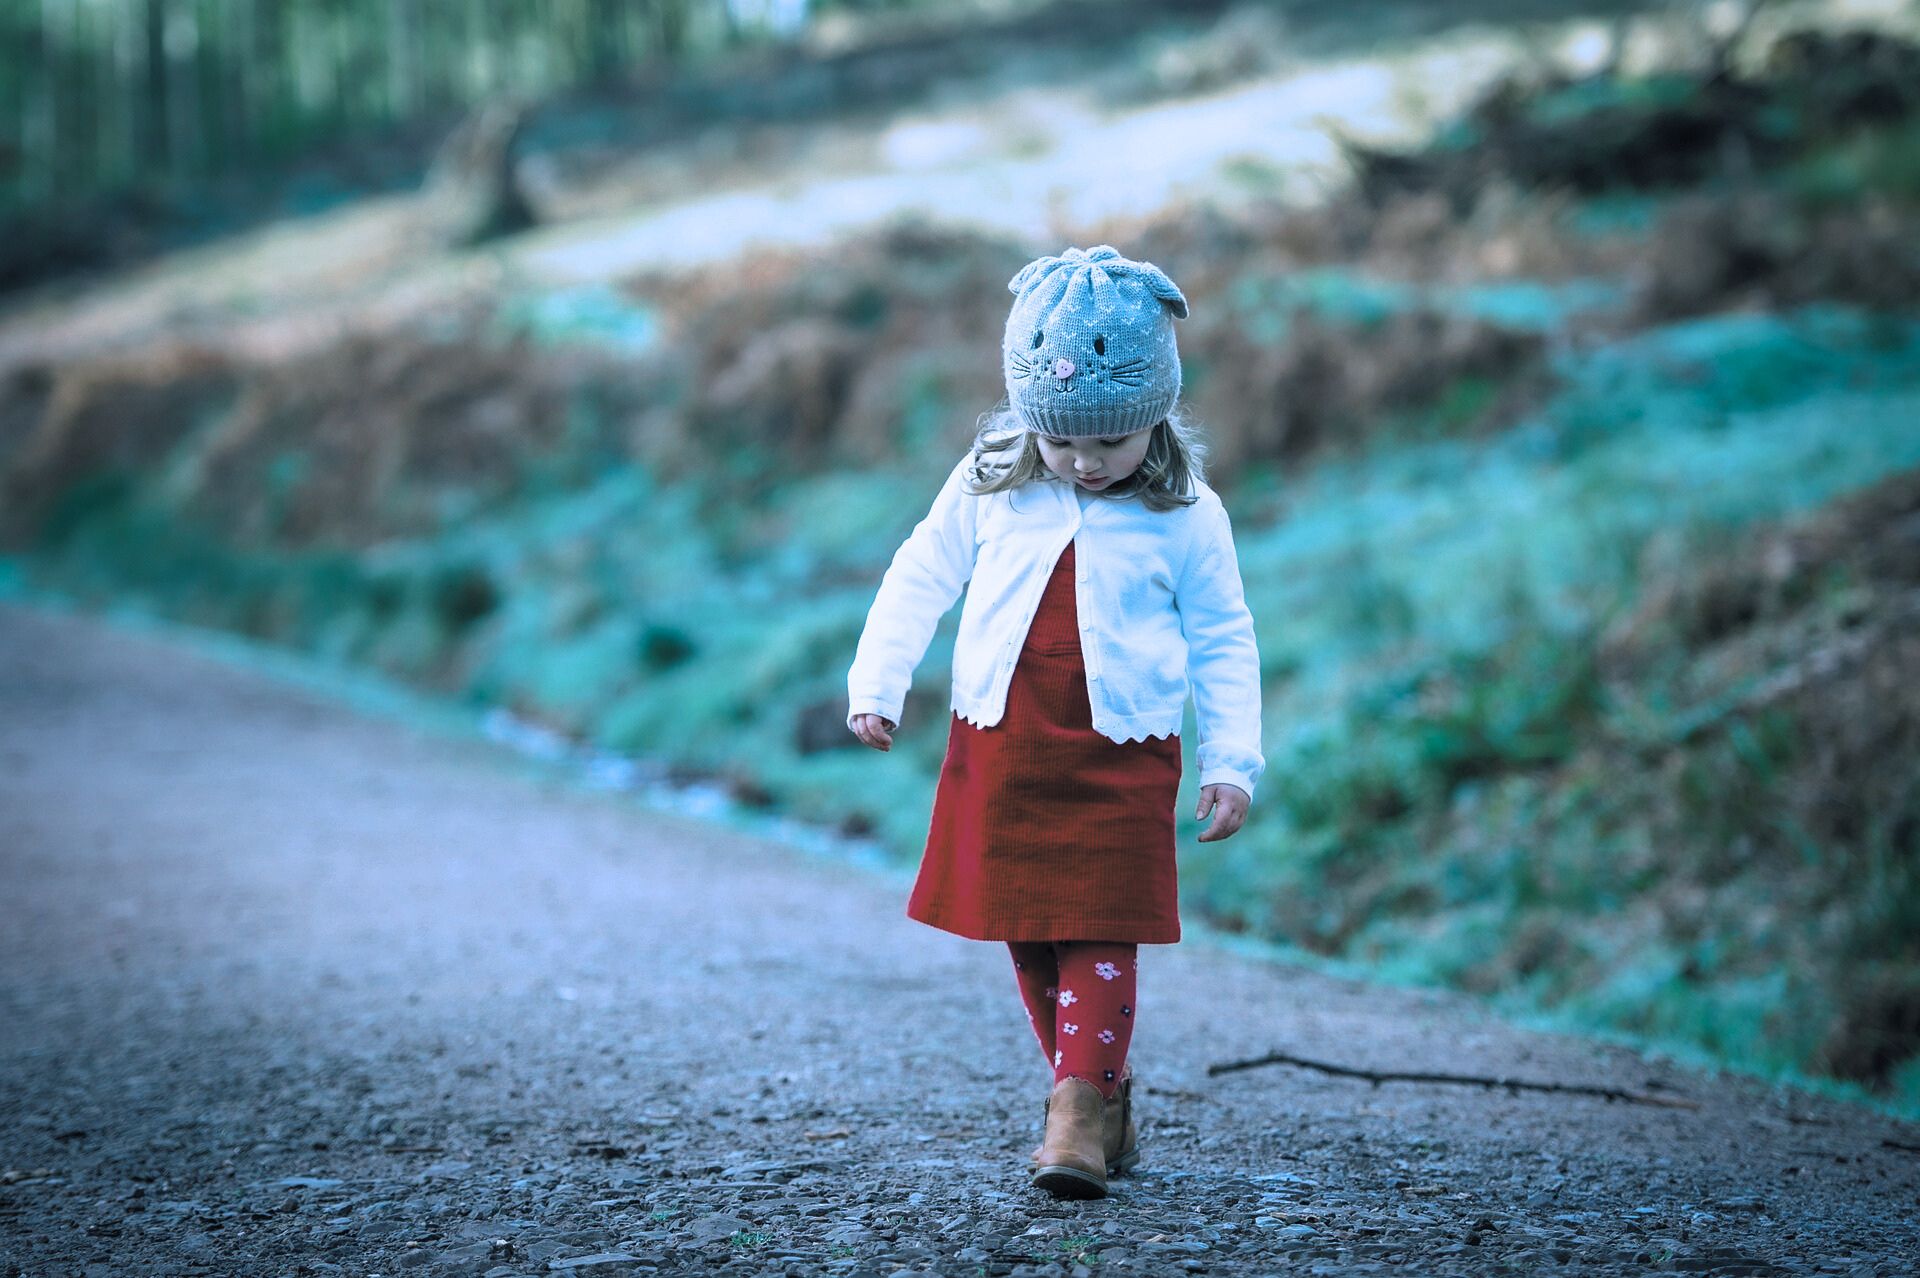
2;600;1915;1276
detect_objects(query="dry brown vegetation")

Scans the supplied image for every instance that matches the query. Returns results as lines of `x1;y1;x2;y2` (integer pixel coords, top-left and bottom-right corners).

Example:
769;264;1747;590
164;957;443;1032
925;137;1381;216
0;334;606;552
1595;470;1920;1086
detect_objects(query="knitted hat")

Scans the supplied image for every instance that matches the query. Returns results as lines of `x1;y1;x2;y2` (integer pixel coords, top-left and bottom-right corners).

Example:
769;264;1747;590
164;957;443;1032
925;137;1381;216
1002;244;1189;438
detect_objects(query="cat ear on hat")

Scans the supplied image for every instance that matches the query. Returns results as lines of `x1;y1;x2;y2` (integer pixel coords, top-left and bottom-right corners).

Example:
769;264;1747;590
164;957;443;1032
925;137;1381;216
1129;260;1189;320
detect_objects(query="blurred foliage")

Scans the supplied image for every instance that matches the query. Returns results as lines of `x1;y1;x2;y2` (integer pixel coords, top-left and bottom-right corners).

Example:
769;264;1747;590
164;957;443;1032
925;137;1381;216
1348;27;1920;205
0;0;1249;290
2;0;818;209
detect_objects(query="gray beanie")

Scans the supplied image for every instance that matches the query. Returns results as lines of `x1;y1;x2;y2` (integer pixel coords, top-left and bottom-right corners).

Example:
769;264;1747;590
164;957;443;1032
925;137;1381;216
1002;244;1189;438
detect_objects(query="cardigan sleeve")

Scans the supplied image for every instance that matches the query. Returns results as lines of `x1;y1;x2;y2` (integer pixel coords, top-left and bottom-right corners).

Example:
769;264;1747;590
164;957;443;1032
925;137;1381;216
1174;495;1266;799
846;453;982;731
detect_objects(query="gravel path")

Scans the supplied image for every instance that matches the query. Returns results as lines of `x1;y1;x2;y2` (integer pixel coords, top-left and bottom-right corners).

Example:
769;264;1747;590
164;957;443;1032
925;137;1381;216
3;600;1916;1277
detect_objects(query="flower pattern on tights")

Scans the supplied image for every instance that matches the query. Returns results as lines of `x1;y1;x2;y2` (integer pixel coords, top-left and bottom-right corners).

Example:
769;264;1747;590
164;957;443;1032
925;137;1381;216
1008;941;1137;1099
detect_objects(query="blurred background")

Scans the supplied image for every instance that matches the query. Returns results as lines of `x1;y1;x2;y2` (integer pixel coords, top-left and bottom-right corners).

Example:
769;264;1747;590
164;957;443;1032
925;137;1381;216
2;0;1917;1113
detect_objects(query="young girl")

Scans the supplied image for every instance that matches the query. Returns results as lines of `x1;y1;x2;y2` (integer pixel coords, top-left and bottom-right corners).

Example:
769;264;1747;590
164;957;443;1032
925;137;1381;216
846;245;1263;1200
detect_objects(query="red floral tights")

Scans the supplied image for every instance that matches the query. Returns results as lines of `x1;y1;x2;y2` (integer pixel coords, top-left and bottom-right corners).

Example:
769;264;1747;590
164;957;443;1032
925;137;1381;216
1006;941;1137;1098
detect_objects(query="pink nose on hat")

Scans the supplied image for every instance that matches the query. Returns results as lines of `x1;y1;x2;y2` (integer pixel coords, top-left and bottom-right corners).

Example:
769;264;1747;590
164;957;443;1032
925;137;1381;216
1051;357;1075;380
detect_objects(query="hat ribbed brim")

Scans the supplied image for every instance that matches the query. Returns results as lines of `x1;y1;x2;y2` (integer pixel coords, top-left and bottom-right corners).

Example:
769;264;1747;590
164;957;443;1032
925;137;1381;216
1011;388;1176;437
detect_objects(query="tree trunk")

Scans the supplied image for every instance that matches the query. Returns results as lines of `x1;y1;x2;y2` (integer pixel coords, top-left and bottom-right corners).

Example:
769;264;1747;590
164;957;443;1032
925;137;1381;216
589;0;632;82
424;99;537;247
143;0;170;179
388;0;418;120
654;0;689;60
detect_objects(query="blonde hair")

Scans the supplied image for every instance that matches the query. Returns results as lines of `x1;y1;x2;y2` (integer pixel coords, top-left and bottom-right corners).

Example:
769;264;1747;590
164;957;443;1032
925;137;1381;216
962;404;1207;512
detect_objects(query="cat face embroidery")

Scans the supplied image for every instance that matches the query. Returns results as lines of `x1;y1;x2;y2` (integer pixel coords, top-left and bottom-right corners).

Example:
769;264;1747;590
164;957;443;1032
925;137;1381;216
1006;328;1155;398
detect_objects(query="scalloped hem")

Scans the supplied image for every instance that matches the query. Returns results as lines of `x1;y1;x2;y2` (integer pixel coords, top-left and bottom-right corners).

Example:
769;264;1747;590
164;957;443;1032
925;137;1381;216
949;704;1179;747
1099;724;1180;746
953;705;996;732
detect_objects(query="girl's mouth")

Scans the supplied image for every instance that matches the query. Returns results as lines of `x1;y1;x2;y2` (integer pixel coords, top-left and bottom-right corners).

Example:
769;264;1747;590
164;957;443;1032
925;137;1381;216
1076;475;1110;488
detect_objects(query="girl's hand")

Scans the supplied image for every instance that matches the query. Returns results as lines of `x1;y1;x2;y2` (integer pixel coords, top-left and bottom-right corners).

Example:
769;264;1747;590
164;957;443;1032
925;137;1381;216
851;713;896;752
1196;783;1250;842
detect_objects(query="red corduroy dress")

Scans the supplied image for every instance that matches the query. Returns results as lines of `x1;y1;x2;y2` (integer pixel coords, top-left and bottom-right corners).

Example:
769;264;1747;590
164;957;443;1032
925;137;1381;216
908;540;1184;943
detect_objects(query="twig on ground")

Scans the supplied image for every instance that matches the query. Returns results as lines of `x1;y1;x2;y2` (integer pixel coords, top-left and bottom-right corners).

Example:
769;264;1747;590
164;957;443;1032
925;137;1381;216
1207;1049;1700;1109
1883;1139;1920;1155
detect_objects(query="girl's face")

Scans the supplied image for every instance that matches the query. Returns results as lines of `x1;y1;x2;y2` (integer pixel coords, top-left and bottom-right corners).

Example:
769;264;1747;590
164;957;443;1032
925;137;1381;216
1034;426;1154;492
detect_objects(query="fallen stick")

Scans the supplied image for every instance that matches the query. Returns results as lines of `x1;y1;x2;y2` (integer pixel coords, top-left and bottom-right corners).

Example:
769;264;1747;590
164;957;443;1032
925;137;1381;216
1208;1049;1700;1109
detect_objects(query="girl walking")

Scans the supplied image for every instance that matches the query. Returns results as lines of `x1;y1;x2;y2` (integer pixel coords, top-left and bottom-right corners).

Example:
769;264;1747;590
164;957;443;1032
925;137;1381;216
846;245;1263;1200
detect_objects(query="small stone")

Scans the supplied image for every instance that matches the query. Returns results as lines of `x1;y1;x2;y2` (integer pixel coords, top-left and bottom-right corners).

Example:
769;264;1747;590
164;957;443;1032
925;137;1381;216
433;1241;501;1265
547;1254;639;1271
686;1213;755;1244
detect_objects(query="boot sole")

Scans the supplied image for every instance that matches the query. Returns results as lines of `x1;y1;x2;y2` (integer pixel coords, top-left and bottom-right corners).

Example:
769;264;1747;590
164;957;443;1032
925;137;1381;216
1033;1164;1108;1199
1030;1148;1139;1175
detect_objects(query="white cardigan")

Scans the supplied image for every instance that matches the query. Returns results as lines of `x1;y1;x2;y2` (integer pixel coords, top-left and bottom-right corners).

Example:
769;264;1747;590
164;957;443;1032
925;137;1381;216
846;452;1265;799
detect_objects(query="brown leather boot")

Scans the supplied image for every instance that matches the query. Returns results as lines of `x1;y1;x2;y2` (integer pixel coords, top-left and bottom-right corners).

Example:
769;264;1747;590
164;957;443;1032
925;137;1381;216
1031;1066;1138;1176
1032;1077;1108;1199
